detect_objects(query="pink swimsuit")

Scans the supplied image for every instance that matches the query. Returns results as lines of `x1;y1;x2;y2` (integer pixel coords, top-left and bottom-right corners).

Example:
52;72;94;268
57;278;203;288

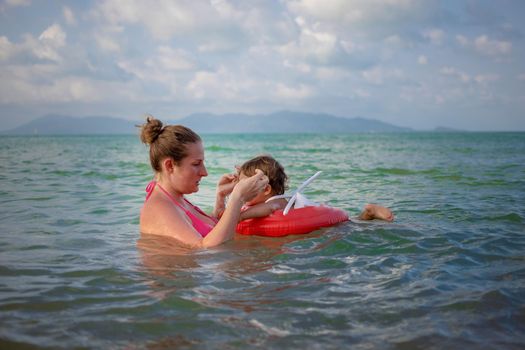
145;181;217;237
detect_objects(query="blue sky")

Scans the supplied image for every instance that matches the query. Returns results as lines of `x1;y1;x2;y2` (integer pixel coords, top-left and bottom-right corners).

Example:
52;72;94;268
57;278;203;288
1;0;524;131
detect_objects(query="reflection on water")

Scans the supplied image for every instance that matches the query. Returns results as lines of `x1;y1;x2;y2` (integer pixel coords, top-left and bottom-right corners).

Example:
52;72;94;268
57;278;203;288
137;232;317;308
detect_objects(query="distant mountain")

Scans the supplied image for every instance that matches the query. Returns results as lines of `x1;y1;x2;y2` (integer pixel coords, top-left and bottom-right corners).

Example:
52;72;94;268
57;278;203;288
175;111;411;133
2;111;411;135
2;114;137;135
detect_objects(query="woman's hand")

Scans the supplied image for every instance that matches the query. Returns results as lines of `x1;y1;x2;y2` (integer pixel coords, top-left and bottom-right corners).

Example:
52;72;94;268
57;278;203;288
216;173;238;197
231;169;269;203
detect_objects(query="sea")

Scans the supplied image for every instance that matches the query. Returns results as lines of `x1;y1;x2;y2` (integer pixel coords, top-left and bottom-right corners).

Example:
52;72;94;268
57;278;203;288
0;132;524;349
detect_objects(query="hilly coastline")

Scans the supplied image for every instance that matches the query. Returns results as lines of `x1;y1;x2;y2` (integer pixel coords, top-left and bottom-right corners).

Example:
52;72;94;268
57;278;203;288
178;111;411;133
2;111;412;135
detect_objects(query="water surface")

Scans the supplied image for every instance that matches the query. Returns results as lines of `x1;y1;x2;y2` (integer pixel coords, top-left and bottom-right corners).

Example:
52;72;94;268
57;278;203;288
1;133;524;349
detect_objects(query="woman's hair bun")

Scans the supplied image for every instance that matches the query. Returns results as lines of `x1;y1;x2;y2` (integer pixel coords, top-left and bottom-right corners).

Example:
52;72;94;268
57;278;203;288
139;116;164;144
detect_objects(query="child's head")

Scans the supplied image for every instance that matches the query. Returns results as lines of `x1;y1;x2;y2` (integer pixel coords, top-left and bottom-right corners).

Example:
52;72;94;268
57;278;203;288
238;155;288;204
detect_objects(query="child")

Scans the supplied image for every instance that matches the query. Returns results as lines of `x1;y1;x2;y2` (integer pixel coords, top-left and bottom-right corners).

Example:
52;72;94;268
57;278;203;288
237;155;394;222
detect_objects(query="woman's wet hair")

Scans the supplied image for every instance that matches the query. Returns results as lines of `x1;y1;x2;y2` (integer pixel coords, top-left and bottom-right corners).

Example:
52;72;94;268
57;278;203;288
139;115;201;172
239;155;288;195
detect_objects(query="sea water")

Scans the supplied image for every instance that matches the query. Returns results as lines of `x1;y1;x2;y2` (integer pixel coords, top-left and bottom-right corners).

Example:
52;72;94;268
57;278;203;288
0;132;524;349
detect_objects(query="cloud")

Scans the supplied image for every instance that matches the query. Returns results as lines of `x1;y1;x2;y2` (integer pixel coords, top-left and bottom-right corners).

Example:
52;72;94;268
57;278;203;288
287;0;427;24
286;0;439;38
0;64;134;104
186;66;247;100
474;35;512;56
0;24;67;63
362;66;404;85
4;0;30;7
474;74;499;85
185;66;314;103
279;0;442;69
456;34;512;56
198;39;240;53
340;39;358;54
353;88;370;98
63;6;76;25
456;34;468;46
283;60;312;73
118;46;195;77
440;67;500;87
0;36;15;61
440;66;470;83
38;23;66;47
92;0;245;42
0;23;134;106
117;46;197;98
274;82;313;100
384;35;402;46
314;66;351;80
95;33;120;53
92;1;199;40
210;0;243;19
90;0;285;61
362;66;384;85
423;28;445;45
278;17;340;64
1;1;524;131
155;46;195;71
32;24;67;62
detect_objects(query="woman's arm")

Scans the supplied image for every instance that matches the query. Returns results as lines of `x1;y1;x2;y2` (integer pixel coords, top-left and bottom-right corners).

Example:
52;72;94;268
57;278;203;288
201;170;268;248
212;173;238;218
200;191;244;247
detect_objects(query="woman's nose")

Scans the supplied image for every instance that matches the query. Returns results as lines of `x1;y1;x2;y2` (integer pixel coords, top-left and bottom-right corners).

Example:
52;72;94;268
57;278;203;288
201;164;208;177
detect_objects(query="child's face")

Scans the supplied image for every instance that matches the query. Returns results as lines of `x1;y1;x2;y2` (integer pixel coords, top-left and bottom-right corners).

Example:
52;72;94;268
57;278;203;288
239;171;271;206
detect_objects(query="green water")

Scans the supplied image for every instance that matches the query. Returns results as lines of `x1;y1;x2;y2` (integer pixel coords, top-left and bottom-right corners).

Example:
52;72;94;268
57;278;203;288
0;133;524;349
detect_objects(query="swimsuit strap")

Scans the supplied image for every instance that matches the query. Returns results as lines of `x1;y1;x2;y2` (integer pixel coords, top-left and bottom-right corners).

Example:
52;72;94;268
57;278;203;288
145;181;217;222
145;180;157;201
148;181;190;214
185;200;213;218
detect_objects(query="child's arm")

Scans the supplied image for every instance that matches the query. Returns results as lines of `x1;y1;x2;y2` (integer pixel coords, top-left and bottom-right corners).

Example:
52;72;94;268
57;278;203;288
239;199;287;221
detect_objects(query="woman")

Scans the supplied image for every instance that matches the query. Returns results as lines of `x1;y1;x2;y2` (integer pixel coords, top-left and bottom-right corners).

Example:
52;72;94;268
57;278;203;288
139;116;268;248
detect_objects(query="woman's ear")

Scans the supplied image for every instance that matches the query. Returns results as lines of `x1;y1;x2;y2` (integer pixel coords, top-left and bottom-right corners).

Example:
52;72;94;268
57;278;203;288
162;158;175;173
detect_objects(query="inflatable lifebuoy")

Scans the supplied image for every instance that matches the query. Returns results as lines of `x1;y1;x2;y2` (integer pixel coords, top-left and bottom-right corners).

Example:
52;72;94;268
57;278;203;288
236;205;349;237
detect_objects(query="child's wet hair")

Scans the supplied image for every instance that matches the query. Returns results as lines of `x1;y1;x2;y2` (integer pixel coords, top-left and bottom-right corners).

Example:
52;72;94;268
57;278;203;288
239;155;288;195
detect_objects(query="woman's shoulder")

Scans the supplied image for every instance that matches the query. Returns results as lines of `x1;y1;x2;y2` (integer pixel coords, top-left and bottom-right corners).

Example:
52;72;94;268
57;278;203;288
140;193;190;233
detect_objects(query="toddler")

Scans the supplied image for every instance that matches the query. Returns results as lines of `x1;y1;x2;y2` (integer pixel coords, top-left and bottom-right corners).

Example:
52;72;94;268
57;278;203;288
237;155;394;222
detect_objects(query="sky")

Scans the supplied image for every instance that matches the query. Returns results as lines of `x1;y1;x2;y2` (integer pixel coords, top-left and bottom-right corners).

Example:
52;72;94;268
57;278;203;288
0;0;524;131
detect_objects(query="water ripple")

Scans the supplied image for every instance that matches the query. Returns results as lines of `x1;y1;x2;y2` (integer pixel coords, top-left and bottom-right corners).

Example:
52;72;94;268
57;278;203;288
1;133;524;349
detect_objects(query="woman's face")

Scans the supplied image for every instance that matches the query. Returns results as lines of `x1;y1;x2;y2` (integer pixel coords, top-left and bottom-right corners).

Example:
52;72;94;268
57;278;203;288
172;141;208;194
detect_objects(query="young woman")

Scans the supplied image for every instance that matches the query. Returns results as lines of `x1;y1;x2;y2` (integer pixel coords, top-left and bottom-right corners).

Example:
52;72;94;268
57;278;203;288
139;116;268;248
